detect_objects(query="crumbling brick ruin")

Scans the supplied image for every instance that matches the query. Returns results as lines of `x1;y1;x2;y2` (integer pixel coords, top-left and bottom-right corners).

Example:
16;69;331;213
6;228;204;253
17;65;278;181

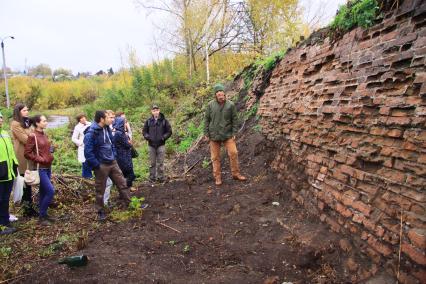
257;0;425;282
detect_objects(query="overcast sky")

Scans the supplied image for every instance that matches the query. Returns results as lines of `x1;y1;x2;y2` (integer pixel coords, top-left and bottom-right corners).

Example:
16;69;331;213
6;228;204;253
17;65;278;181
0;0;346;74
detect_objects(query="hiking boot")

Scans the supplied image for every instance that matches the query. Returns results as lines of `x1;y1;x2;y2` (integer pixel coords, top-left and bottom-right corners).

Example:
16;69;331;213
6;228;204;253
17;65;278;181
98;211;107;221
49;201;59;208
38;217;52;226
0;226;17;235
233;174;247;181
215;177;222;186
140;203;149;209
45;215;57;223
23;205;39;218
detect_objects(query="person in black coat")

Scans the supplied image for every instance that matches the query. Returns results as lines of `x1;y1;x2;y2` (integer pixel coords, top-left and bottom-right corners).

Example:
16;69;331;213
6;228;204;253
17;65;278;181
142;105;172;182
113;117;135;188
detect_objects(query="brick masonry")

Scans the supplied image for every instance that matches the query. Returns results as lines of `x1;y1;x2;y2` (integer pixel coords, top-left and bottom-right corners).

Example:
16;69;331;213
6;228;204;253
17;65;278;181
257;1;425;281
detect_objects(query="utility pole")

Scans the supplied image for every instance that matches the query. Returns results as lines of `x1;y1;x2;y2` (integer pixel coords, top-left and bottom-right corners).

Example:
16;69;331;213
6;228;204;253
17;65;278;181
1;36;14;109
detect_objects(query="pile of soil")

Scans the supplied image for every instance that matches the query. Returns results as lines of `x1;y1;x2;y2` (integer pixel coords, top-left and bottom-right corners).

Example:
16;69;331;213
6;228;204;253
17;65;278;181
18;126;357;284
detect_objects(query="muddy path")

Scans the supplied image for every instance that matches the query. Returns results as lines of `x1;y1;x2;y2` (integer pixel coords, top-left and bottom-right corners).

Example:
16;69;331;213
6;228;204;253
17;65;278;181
21;177;351;284
19;128;355;283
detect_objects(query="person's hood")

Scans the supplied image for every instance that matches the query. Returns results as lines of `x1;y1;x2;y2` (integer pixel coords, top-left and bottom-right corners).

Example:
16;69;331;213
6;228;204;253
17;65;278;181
113;117;126;132
90;123;103;131
89;122;112;143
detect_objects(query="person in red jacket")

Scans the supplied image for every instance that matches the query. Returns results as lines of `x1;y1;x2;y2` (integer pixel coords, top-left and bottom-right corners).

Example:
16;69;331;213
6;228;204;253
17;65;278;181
24;115;55;226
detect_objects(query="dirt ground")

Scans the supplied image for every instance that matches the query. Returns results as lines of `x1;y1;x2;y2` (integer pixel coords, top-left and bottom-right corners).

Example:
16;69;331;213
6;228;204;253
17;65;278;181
15;125;361;284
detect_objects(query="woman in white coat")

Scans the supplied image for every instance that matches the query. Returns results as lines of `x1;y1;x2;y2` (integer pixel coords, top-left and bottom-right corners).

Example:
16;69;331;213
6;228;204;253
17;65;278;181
71;114;92;178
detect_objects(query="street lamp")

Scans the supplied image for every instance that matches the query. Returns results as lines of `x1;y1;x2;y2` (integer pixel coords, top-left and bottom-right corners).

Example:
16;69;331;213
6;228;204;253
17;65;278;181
1;35;14;109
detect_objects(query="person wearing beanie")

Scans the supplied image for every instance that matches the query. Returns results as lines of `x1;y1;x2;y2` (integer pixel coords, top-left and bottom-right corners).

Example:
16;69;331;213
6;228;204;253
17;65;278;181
204;83;247;185
0;110;19;234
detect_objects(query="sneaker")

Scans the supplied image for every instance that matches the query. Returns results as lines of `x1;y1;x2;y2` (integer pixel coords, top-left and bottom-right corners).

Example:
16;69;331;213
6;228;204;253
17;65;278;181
45;215;57;223
140;203;149;210
9;214;18;222
38;217;52;226
98;211;107;221
0;226;17;235
215;177;222;186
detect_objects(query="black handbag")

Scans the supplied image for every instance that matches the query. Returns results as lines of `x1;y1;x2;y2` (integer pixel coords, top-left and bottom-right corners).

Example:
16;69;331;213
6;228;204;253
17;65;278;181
131;146;139;158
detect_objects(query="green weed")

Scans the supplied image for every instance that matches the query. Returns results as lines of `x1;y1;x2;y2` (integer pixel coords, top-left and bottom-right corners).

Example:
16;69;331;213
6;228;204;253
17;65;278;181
0;247;12;258
330;0;379;32
202;158;210;169
183;244;190;254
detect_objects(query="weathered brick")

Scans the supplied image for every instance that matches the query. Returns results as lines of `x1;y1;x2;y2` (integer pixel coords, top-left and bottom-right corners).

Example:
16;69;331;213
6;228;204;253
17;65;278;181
375;226;385;238
325;215;341;233
356;182;379;196
407;228;426;249
353;213;365;224
352;201;373;216
340;165;366;180
402;242;426;265
367;235;393;256
336;202;353;218
412;269;426;284
332;169;349;182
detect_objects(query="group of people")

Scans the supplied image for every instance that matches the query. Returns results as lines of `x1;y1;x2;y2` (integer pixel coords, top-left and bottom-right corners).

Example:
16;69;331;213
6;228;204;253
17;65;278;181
0;103;57;232
0;83;246;234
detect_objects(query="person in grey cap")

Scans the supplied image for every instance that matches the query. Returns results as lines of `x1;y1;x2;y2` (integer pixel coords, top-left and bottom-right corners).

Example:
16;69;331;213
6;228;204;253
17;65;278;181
143;105;172;182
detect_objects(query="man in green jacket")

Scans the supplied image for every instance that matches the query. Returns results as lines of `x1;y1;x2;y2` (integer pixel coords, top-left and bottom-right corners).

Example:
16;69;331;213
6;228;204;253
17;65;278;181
0;110;19;235
204;83;247;186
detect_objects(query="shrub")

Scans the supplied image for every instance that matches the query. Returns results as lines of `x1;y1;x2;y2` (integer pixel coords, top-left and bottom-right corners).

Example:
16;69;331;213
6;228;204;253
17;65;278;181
330;0;379;32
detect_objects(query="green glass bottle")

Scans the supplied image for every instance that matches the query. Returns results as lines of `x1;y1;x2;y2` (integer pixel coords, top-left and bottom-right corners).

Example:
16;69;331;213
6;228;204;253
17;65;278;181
58;255;88;267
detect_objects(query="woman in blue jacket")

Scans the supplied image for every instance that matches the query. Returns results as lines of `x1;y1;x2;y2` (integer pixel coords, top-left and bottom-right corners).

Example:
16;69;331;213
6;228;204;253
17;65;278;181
112;117;135;189
0;111;19;235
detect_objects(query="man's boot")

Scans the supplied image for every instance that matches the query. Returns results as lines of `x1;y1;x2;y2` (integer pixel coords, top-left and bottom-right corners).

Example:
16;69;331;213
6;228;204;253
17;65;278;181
229;153;246;181
233;174;247;181
215;176;222;186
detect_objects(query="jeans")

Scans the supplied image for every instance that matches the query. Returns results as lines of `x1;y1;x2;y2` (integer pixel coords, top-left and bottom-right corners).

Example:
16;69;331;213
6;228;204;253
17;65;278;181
0;180;13;226
82;161;93;179
148;145;165;180
39;168;55;218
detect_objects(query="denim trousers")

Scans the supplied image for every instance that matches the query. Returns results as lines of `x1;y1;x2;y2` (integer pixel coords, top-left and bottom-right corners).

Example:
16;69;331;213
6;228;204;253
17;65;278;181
39;168;55;218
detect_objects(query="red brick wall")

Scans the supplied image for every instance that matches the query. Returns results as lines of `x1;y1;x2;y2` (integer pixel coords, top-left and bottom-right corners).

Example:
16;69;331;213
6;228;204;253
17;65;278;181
258;1;425;281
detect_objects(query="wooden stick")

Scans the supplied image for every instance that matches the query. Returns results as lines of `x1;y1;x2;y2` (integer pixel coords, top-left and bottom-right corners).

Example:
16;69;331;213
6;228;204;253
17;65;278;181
183;158;204;175
397;209;403;283
155;221;181;234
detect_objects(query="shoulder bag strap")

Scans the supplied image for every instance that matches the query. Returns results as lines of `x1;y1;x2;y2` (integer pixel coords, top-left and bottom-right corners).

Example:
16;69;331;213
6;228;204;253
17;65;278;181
34;134;39;170
26;134;40;171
